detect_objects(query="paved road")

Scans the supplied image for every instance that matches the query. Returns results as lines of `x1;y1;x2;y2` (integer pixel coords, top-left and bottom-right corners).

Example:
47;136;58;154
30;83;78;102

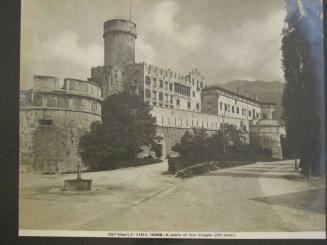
19;160;325;232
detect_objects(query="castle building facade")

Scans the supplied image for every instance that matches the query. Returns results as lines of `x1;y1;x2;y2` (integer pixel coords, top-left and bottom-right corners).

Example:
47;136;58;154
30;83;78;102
19;18;283;173
90;18;283;159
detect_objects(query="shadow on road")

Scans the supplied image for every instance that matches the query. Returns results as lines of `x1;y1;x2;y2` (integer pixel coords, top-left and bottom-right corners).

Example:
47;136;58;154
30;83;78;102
251;188;326;215
204;171;300;180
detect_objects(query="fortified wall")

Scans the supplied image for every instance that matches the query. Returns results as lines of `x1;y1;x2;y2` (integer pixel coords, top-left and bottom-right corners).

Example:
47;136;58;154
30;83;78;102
152;106;250;156
19;76;102;173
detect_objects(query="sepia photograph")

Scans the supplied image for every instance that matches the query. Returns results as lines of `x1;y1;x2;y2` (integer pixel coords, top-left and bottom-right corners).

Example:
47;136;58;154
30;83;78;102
19;0;325;239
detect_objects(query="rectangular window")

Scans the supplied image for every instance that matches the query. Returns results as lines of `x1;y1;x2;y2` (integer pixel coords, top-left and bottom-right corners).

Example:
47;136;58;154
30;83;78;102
159;80;163;88
236;107;239;114
39;119;53;125
192;91;195;97
220;102;223;110
196;103;199;110
176;99;180;105
224;104;227;111
159;92;163;101
169;83;173;91
145;76;151;85
187;101;191;109
232;106;234;113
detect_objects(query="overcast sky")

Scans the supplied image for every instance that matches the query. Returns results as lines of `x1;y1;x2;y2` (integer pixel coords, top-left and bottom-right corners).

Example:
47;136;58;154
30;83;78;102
21;0;286;88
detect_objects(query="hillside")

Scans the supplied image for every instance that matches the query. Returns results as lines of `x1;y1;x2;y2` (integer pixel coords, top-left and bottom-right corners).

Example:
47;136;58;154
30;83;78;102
218;80;284;121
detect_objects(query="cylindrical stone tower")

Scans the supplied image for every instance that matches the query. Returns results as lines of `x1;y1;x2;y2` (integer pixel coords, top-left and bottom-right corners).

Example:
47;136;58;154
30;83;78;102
103;18;137;67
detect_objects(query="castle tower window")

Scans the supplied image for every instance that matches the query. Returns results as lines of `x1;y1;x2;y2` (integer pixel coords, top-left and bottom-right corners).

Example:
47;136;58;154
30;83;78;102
145;89;151;98
145;76;151;85
39;119;53;125
159;92;164;101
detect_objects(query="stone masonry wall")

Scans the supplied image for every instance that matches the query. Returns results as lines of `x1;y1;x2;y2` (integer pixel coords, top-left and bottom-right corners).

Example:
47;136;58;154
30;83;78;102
19;109;101;173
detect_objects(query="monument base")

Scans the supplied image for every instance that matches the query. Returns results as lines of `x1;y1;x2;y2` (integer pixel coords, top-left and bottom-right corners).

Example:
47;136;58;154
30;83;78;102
64;179;92;191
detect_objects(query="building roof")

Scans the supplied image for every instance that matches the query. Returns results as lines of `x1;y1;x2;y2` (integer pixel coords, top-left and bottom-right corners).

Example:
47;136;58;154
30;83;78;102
203;85;275;106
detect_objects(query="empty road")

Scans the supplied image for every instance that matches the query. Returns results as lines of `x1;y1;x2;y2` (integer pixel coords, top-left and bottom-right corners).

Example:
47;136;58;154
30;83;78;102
20;160;325;232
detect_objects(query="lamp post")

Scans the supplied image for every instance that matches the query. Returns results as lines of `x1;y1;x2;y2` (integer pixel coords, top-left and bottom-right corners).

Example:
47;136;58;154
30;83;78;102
64;121;92;191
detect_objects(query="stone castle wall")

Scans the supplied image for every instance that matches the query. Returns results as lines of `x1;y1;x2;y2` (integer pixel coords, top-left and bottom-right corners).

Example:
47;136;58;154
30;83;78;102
152;106;249;131
20;109;101;173
19;76;102;173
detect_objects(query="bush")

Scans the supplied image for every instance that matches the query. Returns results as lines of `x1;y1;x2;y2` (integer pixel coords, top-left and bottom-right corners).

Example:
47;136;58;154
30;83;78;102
169;125;274;174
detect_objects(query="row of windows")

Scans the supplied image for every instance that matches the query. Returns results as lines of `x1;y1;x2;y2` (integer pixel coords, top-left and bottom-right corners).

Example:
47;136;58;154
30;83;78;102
158;116;214;128
219;102;259;118
145;76;201;95
146;89;200;110
174;83;191;97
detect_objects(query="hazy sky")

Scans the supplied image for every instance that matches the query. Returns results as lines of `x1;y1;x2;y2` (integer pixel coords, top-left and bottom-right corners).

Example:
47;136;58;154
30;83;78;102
21;0;286;88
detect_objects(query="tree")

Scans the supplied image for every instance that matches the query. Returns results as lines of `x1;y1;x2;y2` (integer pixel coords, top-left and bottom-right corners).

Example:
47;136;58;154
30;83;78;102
79;91;159;170
281;0;324;176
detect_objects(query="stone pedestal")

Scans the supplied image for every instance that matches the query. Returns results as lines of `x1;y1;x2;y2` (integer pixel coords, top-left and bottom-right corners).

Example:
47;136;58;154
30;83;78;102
64;179;92;191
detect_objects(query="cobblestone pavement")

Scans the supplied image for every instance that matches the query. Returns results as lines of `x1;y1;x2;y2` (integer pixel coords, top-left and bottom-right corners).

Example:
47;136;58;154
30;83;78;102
19;160;325;232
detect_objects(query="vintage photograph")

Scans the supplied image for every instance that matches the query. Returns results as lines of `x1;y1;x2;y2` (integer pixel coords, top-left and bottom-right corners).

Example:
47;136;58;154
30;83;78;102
19;0;325;239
